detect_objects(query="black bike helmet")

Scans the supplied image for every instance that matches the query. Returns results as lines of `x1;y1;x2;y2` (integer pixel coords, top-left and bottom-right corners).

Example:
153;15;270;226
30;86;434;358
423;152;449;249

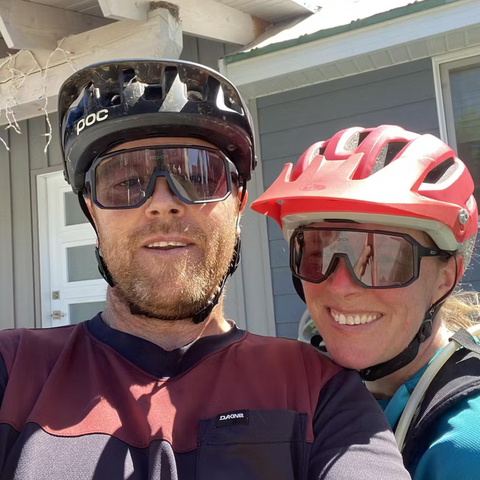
57;59;256;324
58;59;256;193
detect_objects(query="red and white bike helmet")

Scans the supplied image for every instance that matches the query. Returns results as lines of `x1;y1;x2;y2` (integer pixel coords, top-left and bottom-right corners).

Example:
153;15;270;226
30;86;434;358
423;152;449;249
252;125;477;256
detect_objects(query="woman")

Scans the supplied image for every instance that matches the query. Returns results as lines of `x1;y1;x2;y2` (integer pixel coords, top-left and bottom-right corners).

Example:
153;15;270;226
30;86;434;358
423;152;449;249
251;125;480;479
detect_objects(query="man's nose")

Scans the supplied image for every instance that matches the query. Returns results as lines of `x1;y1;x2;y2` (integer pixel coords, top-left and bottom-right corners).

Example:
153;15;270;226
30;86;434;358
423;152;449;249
144;176;187;218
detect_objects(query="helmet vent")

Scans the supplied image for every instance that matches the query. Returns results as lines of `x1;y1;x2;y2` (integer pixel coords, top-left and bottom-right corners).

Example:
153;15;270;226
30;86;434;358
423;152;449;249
65;91;85;127
187;88;204;101
102;92;121;107
423;158;456;184
370;141;407;175
344;131;371;150
144;85;163;101
121;68;137;86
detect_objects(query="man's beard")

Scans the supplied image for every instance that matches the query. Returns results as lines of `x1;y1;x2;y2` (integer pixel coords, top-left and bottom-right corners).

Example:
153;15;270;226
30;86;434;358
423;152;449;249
98;218;237;320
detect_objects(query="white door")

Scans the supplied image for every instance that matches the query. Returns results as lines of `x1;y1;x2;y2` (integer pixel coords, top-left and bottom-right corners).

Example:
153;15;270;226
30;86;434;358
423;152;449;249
38;171;107;327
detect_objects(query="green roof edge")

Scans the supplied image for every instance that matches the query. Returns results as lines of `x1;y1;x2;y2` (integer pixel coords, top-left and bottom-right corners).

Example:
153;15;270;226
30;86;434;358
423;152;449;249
225;0;456;65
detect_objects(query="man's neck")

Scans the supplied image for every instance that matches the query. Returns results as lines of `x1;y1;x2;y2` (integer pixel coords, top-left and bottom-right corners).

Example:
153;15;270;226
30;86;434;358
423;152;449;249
101;288;232;351
366;318;451;398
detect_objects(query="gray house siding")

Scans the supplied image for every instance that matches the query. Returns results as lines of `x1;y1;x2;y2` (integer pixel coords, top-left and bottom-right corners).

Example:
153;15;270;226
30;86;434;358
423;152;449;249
0;37;236;331
180;35;239;68
0;114;62;330
257;58;443;339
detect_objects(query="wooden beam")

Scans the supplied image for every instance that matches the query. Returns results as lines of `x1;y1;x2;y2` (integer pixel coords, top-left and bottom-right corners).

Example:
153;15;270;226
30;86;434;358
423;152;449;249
98;0;148;21
99;0;269;44
172;0;270;46
0;8;183;124
0;0;112;51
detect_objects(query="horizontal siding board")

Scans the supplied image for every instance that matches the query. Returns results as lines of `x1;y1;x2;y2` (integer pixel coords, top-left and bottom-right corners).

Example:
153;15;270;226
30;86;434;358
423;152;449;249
461;281;480;291
262;158;288;189
269;238;289;268
272;267;296;296
267;217;283;241
10;122;35;328
258;60;442;334
276;322;301;339
258;69;436;135
257;58;433;109
260;98;439;161
274;295;306;325
0;129;15;329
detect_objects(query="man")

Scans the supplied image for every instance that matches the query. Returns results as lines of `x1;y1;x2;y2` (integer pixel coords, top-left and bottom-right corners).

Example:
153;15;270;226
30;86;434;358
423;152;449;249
0;60;409;479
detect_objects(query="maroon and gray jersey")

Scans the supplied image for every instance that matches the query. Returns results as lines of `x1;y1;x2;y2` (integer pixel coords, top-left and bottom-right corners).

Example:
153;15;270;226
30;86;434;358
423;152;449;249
0;315;409;479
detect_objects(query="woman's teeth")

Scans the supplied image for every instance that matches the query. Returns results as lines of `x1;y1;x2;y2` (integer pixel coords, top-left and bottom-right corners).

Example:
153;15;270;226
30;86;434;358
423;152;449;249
330;309;381;325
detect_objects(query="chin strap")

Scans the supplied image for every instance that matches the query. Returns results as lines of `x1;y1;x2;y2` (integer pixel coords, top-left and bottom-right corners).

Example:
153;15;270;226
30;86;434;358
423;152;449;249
79;193;242;324
294;257;458;382
358;304;438;381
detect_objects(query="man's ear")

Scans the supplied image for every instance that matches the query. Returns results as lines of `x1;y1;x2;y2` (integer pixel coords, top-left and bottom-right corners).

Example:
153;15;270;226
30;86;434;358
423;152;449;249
83;196;97;229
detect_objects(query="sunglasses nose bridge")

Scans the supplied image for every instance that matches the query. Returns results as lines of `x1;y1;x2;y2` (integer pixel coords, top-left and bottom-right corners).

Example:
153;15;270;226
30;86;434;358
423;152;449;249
146;171;179;201
323;253;357;282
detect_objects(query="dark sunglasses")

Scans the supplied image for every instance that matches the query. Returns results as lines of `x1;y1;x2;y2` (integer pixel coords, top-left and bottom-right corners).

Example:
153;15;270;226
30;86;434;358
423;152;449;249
85;145;239;209
290;227;452;289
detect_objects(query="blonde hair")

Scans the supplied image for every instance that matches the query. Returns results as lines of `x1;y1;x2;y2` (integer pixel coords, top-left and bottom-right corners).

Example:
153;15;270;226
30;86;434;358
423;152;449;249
440;234;480;331
442;290;480;330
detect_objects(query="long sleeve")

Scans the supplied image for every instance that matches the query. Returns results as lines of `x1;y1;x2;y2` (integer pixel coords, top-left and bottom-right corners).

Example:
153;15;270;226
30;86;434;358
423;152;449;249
309;369;410;480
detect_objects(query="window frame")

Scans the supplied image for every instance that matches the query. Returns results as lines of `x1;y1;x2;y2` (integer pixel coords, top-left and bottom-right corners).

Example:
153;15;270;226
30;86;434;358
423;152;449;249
432;47;480;227
433;47;480;145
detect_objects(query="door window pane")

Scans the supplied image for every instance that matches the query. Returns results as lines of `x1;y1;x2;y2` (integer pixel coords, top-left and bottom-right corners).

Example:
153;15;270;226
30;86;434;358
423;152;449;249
69;301;106;324
449;64;480;202
66;244;102;282
65;191;88;226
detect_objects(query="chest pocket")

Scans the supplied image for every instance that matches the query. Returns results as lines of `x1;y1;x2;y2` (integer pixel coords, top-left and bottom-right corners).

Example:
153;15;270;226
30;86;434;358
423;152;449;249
196;409;309;480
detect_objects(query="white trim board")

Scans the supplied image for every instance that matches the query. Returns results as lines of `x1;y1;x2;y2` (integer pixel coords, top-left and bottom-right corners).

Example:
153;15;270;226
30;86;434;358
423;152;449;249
432;46;480;143
236;98;276;336
223;0;480;99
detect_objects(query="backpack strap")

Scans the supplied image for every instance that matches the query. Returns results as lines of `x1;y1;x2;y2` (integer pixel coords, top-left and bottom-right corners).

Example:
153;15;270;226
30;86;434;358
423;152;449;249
402;329;480;470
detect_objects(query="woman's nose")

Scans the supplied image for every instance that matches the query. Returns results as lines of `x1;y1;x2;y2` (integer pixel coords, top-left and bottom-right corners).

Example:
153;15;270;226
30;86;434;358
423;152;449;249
326;258;364;296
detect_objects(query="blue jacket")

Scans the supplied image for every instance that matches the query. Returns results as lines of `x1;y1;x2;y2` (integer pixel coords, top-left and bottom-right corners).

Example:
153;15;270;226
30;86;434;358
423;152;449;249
379;348;480;479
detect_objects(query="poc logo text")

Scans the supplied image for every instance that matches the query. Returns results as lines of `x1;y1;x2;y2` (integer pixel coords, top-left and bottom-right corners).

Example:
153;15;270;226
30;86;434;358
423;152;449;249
76;109;109;135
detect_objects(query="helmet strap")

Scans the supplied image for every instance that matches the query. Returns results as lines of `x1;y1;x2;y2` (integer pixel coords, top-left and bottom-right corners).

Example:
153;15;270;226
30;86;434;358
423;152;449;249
78;194;116;287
